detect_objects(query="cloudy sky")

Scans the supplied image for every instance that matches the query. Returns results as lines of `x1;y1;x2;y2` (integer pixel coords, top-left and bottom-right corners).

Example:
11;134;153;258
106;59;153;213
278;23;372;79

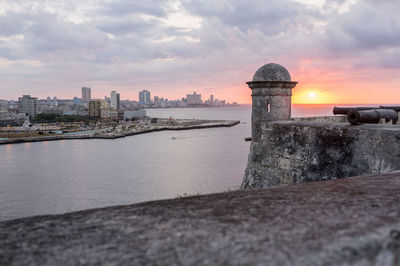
0;0;399;104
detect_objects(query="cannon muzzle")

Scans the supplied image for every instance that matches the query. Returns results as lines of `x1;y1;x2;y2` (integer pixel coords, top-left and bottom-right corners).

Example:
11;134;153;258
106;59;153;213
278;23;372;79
347;109;398;125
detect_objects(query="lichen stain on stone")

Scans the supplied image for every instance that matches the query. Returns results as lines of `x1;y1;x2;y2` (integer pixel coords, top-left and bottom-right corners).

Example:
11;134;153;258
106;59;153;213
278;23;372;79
306;129;356;181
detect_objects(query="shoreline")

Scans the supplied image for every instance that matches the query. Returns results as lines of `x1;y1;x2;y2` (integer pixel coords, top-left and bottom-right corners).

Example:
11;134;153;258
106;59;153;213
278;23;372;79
0;120;240;145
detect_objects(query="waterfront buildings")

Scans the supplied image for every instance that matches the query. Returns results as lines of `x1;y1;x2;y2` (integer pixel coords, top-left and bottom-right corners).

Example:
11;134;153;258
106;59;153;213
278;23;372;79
8;88;237;120
139;90;151;105
110;91;120;110
82;87;91;102
145;91;234;108
0;112;27;126
186;92;202;105
18;95;38;117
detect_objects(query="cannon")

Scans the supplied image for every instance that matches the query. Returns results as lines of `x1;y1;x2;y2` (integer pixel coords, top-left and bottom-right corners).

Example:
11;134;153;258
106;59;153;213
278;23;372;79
347;109;398;125
333;106;400;115
333;106;379;115
379;106;400;112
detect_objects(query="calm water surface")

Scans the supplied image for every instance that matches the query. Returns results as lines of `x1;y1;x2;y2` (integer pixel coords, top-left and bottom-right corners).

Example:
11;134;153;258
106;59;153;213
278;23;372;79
1;104;341;221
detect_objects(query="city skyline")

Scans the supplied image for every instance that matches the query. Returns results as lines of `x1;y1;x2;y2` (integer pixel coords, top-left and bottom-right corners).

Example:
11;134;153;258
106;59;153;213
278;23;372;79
0;88;235;105
1;87;240;104
1;1;400;104
0;89;236;125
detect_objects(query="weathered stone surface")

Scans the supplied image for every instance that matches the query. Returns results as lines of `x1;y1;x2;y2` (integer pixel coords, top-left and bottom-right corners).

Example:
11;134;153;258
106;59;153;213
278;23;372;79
1;173;400;265
243;119;400;188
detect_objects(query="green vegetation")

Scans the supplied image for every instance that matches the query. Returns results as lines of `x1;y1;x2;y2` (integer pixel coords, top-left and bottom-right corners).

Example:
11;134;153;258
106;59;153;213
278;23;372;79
33;113;92;123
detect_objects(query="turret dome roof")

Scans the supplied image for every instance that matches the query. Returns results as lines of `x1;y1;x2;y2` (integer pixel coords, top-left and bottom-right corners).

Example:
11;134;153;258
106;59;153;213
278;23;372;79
252;63;291;82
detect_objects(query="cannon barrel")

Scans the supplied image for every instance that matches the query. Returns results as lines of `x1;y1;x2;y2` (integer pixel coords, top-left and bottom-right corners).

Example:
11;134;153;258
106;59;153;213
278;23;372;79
347;109;398;125
333;106;379;115
379;106;400;112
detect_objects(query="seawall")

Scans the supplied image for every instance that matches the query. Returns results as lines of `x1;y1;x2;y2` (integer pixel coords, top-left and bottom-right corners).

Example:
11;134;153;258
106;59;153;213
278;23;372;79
1;173;399;265
0;120;240;145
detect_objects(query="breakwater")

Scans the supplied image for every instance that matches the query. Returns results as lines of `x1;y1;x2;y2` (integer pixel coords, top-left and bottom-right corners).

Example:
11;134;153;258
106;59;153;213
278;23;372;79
0;120;240;145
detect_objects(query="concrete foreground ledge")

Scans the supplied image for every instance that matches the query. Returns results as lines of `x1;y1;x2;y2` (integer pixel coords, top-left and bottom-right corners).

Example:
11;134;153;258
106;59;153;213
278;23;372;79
1;173;400;265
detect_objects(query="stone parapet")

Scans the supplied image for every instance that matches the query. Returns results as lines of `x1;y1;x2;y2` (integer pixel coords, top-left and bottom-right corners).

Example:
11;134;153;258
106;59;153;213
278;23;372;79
243;120;400;188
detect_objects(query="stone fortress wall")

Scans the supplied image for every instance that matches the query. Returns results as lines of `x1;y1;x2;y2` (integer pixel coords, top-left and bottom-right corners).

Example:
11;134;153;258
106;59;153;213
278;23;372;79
242;63;400;189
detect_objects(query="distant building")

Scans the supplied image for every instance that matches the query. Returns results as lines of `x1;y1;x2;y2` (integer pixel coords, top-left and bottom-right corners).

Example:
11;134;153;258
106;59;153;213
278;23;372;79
110;91;120;110
124;110;146;120
210;95;214;106
186;91;202;105
82;87;91;102
89;99;104;118
62;109;78;116
139;90;151;105
101;108;119;120
71;103;87;116
53;97;58;107
0;100;7;111
42;108;63;115
73;97;82;105
18;95;38;117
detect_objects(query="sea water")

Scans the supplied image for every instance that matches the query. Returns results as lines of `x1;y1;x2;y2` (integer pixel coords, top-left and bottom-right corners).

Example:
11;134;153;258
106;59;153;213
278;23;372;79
0;104;350;221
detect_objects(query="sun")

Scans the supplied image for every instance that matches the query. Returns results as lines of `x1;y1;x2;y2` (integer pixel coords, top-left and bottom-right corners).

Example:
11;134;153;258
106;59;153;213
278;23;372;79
293;88;334;104
308;92;316;98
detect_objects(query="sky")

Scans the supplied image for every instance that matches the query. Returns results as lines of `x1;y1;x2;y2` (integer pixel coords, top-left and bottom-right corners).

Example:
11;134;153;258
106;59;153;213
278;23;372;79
0;0;399;104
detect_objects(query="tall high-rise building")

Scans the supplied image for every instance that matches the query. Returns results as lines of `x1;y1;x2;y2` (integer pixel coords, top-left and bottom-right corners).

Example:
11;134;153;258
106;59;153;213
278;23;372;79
139;90;151;105
81;87;91;102
18;95;38;117
89;99;102;118
186;91;202;105
110;91;120;110
210;94;214;106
